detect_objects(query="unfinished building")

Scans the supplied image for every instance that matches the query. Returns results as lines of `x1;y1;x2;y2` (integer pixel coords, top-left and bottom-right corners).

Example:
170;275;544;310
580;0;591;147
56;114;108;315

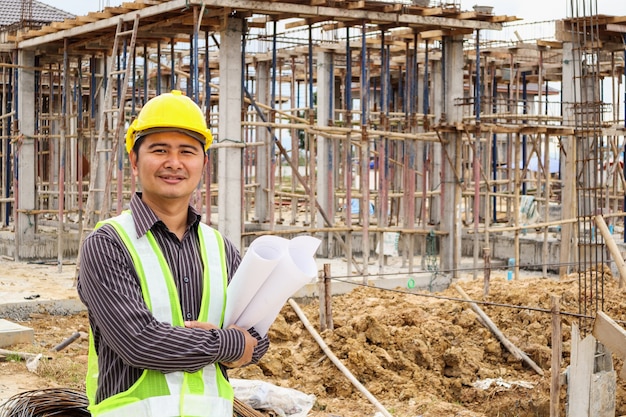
0;0;624;291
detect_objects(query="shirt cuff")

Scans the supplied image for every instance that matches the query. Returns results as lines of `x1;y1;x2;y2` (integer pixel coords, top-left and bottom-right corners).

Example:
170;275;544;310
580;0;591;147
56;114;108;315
219;327;246;362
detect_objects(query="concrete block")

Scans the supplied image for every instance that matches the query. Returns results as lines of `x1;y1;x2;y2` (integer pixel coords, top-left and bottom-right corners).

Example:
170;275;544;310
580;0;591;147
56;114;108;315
0;319;34;348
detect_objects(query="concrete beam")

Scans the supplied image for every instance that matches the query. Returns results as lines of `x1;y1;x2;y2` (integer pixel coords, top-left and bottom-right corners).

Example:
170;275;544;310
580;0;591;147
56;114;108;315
18;0;502;49
18;0;189;49
213;0;503;30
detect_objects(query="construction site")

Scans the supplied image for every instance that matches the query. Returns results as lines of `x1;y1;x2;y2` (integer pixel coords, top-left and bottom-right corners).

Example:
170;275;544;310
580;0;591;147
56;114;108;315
0;0;626;416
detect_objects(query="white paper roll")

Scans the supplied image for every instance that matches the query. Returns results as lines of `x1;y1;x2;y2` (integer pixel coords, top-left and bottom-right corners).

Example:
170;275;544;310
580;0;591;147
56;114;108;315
240;235;321;335
223;235;288;328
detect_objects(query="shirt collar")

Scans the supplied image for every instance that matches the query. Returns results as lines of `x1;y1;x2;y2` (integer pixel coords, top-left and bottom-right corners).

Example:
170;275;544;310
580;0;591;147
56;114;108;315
129;193;202;238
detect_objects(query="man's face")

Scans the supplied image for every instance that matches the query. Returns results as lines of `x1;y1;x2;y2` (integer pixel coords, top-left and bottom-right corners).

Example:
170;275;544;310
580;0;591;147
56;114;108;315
129;131;207;205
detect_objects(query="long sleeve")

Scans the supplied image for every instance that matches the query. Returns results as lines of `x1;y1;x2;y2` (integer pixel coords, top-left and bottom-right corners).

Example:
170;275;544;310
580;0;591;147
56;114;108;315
78;227;246;373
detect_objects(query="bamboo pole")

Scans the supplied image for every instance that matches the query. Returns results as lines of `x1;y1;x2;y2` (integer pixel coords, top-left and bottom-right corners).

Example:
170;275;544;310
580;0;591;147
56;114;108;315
288;299;393;417
0;348;45;361
454;284;544;376
467;216;578;234
242;226;448;237
594;215;626;288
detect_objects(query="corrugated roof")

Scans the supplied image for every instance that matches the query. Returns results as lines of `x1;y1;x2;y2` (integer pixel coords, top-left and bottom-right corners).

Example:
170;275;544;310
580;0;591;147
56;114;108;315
0;0;74;29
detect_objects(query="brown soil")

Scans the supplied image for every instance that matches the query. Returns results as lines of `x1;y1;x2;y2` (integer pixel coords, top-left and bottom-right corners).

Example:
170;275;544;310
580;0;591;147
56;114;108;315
2;268;626;416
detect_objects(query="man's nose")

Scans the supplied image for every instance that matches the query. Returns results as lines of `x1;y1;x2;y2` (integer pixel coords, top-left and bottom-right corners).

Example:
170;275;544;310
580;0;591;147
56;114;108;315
164;152;183;167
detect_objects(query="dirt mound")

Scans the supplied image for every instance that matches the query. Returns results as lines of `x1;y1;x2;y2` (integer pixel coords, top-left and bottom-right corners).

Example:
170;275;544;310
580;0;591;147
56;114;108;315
233;274;626;416
3;272;626;416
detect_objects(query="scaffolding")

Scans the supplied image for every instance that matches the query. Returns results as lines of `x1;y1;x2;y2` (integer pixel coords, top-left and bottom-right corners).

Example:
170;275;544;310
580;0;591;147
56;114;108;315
0;0;624;285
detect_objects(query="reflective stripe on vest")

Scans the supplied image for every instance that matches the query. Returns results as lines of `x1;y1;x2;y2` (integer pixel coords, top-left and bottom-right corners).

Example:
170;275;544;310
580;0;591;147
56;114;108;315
88;211;233;417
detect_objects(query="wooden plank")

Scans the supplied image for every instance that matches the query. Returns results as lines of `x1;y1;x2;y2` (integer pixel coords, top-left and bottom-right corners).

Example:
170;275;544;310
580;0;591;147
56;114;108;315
604;15;626;24
51;21;77;30
382;4;402;12
121;2;149;10
285;19;308;30
537;39;563;49
606;23;626;33
455;11;478;20
420;28;473;39
568;324;594;417
593;311;626;362
87;11;115;19
347;1;365;10
420;7;444;16
76;15;101;23
102;6;135;14
248;21;267;28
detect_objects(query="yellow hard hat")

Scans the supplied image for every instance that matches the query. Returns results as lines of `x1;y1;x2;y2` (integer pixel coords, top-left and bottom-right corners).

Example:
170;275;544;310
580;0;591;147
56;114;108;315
125;90;213;153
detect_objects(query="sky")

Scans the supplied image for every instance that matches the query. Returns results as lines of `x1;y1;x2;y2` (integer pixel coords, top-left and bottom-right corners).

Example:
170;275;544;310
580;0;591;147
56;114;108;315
44;0;623;23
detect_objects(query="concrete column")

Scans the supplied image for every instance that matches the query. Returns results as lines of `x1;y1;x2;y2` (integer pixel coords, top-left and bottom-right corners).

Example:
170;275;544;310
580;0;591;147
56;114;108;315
16;49;36;261
218;18;244;250
254;61;270;223
316;51;334;232
430;58;442;225
415;60;425;222
440;35;465;277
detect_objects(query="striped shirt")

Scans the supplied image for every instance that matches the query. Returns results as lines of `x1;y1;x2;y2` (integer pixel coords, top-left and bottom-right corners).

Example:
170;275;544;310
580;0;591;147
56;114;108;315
77;193;269;403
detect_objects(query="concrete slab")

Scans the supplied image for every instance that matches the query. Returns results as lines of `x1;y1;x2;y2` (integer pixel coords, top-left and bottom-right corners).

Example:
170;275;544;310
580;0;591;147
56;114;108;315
0;319;34;348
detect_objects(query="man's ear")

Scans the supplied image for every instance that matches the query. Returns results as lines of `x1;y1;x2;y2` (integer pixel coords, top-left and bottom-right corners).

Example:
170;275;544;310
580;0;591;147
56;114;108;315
129;151;138;173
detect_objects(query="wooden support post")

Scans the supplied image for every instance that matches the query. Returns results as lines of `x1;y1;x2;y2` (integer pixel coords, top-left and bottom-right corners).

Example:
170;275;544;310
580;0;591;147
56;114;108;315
318;265;328;331
550;295;561;417
324;263;333;331
483;247;491;298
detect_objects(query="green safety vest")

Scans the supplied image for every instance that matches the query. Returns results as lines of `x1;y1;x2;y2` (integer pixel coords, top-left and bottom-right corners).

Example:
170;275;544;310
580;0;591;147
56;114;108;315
86;211;234;417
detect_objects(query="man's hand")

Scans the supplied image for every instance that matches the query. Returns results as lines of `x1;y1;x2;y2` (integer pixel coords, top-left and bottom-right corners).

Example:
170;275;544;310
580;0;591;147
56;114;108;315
184;321;218;331
222;325;258;368
184;322;258;368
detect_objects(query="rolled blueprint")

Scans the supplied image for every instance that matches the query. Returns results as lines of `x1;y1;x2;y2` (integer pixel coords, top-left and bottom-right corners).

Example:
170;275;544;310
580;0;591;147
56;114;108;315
224;235;321;336
250;235;321;335
236;235;321;335
223;235;289;328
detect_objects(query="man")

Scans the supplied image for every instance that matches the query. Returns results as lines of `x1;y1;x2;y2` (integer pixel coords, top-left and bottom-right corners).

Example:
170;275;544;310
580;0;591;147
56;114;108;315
78;90;269;417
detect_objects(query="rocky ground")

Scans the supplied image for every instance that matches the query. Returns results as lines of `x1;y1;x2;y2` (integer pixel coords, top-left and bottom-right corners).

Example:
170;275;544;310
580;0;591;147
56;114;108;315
1;261;626;416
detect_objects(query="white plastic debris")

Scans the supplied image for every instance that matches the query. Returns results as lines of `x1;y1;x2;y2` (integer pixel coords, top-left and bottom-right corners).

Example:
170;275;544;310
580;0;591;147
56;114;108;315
25;353;43;373
231;379;316;417
473;377;534;390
